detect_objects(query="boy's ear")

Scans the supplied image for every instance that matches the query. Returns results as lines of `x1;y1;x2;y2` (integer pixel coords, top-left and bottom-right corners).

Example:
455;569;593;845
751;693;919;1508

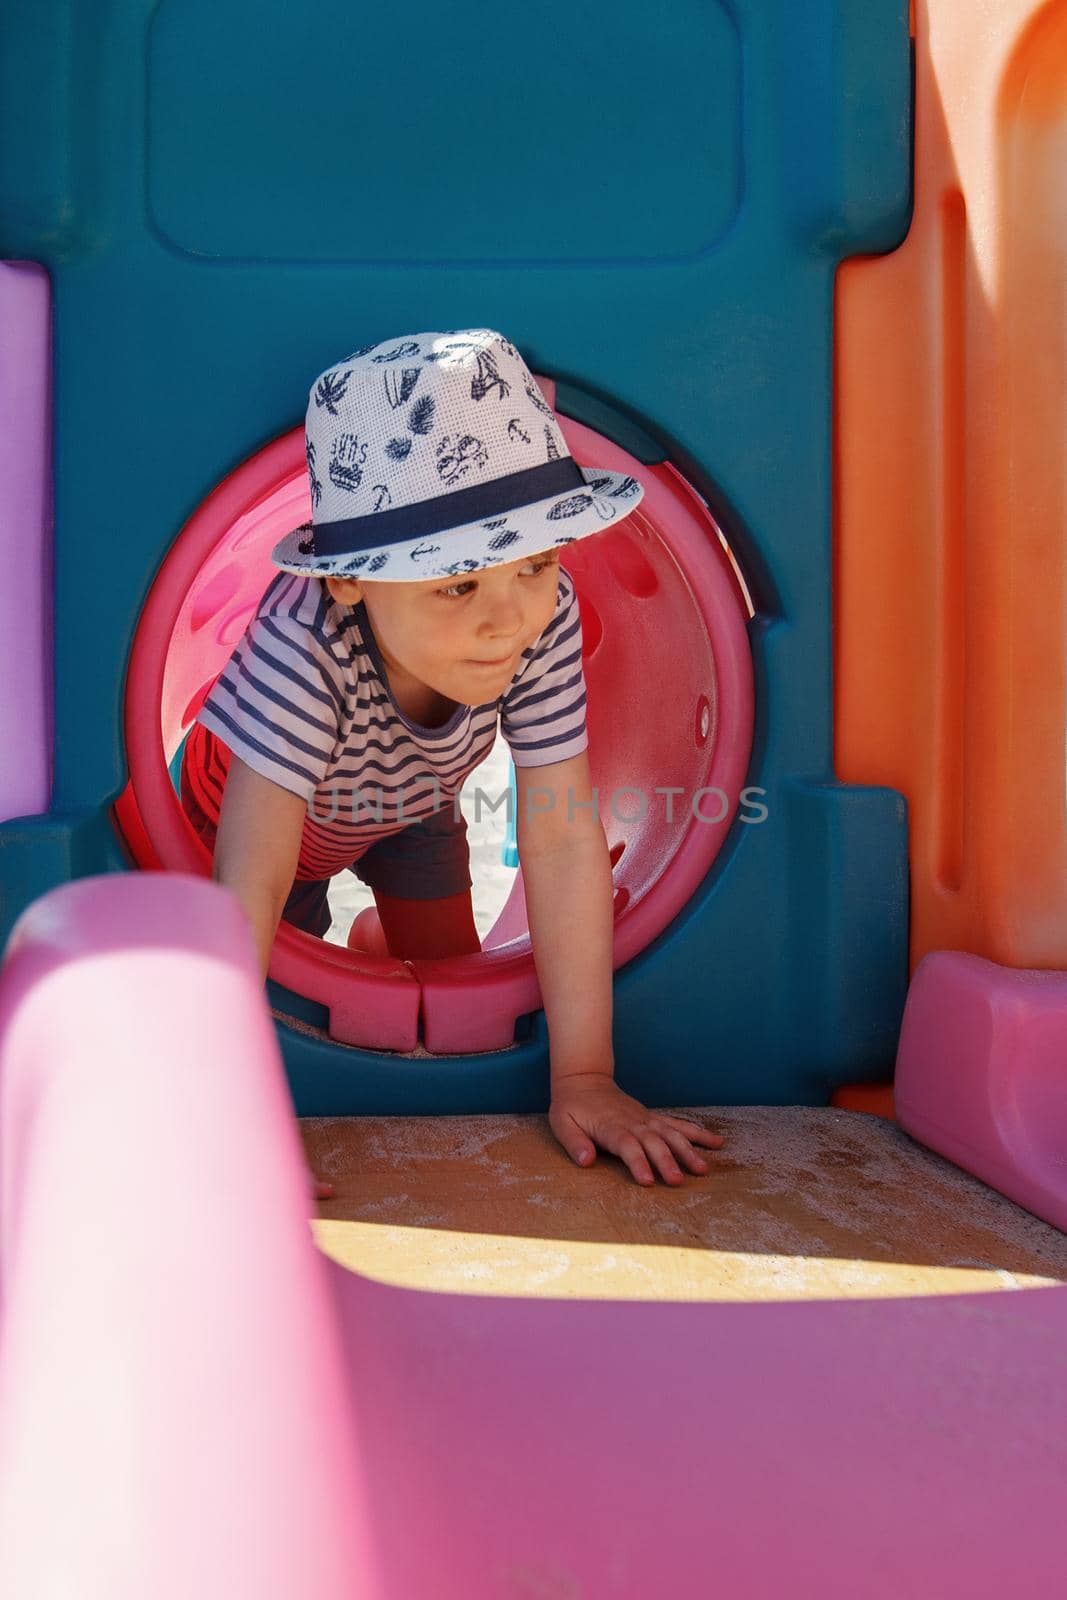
324;574;363;606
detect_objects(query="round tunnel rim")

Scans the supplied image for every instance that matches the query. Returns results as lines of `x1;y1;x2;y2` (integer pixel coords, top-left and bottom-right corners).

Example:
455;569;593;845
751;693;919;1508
119;381;755;1053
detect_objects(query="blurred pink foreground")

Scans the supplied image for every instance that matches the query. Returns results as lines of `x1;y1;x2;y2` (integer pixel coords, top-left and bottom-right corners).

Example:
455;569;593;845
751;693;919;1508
1;873;1065;1597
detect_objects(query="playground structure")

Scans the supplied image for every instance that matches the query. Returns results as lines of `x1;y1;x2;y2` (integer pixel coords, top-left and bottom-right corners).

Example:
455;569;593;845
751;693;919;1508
2;1;1067;1593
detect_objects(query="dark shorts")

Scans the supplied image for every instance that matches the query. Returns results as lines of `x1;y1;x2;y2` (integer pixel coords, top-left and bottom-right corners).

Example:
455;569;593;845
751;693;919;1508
281;801;473;938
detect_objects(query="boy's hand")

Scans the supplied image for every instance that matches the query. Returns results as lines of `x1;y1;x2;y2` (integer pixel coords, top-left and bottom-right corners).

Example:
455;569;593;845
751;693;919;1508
549;1073;726;1186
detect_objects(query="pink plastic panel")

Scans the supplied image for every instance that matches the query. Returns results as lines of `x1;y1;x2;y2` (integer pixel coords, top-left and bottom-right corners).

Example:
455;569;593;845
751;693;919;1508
896;949;1067;1234
2;871;1064;1596
0;873;371;1595
328;1263;1067;1598
0;263;51;825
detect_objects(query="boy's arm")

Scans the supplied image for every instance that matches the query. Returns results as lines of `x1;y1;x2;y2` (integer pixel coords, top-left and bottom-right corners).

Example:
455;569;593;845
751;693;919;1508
514;753;615;1083
212;754;336;1201
212;755;308;982
516;753;724;1185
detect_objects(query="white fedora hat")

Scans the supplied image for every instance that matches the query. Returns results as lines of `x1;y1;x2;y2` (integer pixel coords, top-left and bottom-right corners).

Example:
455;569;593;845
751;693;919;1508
271;327;644;583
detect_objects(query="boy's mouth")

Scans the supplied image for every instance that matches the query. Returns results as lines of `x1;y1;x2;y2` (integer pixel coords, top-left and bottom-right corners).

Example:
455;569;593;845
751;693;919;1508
466;651;516;668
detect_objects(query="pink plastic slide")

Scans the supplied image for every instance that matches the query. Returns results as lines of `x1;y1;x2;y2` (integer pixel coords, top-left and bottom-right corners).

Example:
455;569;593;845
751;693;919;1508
2;871;1066;1597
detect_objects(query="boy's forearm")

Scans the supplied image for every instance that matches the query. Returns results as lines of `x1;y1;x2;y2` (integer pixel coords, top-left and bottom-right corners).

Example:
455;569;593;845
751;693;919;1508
208;756;307;983
520;830;616;1085
213;863;289;983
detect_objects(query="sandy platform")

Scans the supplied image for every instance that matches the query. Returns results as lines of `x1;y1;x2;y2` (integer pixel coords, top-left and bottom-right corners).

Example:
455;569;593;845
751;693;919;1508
301;1105;1067;1302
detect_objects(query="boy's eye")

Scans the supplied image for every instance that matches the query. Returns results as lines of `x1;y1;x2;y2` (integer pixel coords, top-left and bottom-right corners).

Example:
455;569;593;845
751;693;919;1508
437;556;557;600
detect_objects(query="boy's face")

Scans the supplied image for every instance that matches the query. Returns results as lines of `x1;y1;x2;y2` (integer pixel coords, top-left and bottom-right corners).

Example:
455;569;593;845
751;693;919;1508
324;546;562;705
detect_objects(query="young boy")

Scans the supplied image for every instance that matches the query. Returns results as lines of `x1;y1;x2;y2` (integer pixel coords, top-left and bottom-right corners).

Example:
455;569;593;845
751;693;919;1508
180;328;723;1186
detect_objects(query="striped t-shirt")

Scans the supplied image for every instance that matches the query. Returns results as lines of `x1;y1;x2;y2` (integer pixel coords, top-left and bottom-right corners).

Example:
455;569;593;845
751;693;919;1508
180;565;588;881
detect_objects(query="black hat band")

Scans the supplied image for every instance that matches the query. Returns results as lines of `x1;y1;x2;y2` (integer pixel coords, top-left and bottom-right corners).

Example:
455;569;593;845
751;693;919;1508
304;457;585;558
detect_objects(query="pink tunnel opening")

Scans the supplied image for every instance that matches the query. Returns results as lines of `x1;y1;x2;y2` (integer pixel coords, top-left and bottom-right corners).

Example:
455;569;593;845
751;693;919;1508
117;378;755;1053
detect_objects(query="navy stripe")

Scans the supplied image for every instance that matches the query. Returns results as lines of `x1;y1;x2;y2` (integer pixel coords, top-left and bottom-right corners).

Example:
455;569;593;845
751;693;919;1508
522;596;570;651
206;730;231;799
511;725;589;759
362;685;499;720
198;706;323;791
338;708;497;768
507;627;580;702
223;657;339;754
505;665;584;717
308;788;457;827
255;620;346;722
313;741;490;801
327;738;493;793
508;689;587;735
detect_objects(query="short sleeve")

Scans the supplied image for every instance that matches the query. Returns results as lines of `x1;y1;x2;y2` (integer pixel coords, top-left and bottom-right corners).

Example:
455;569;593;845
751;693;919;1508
196;609;344;801
500;567;589;768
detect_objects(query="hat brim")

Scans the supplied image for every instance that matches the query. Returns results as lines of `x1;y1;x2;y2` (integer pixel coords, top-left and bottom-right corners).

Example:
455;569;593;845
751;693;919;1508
269;465;644;581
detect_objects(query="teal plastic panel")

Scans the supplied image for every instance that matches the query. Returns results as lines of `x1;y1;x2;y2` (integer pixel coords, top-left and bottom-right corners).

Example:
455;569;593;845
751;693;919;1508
147;0;742;263
0;0;914;1110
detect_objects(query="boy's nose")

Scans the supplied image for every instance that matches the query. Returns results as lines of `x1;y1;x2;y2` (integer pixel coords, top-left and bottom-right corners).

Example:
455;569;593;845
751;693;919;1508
481;596;524;638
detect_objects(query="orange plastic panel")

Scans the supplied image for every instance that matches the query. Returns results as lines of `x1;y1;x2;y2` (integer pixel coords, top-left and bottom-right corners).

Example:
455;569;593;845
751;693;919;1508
836;0;1067;970
830;1084;896;1122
